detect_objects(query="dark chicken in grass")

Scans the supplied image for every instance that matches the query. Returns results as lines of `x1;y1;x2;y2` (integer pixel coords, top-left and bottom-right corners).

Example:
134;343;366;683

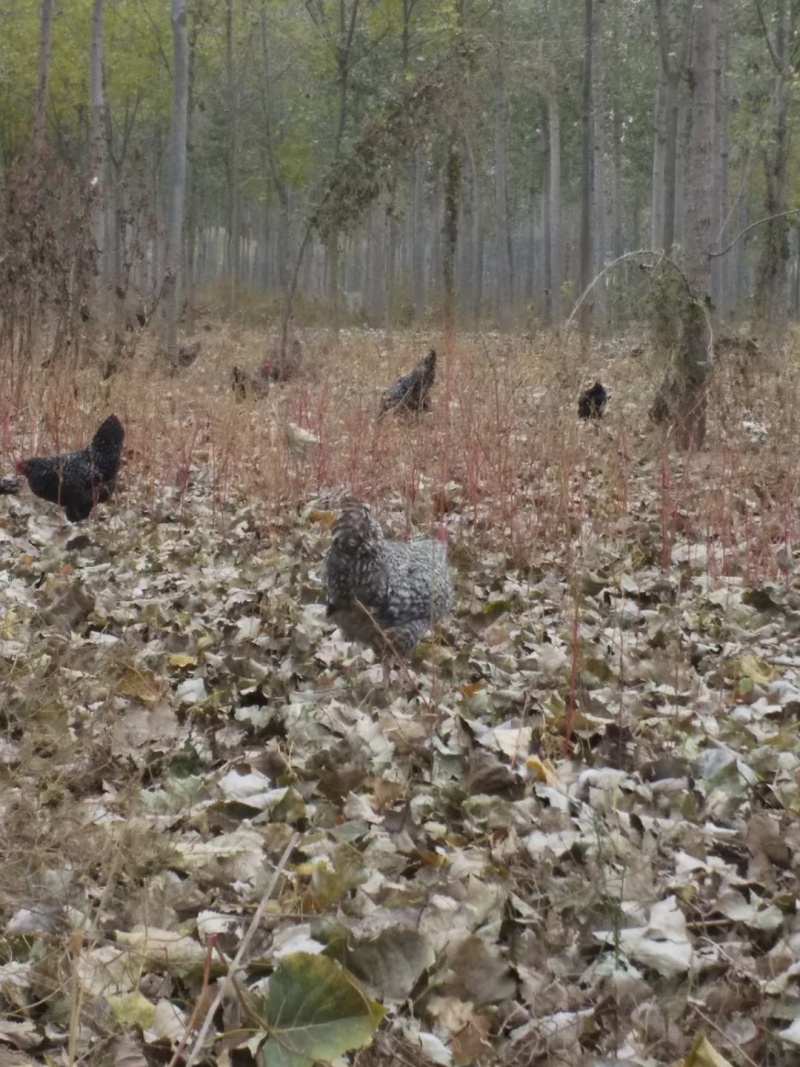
380;349;437;416
231;339;302;399
322;498;454;658
15;414;125;522
578;380;608;420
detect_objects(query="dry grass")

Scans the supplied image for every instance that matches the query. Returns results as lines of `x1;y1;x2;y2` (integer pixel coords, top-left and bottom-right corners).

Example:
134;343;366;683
3;321;797;579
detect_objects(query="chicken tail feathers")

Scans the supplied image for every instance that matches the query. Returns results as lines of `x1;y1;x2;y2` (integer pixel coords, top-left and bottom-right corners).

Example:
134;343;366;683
90;414;125;481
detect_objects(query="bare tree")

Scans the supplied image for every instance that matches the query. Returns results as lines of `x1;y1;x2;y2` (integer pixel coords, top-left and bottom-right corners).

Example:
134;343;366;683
165;0;189;360
547;93;563;324
224;0;240;314
677;0;718;448
591;0;607;327
652;0;694;254
34;0;54;154
442;140;460;342
753;0;795;336
494;0;512;331
579;0;593;348
89;0;107;289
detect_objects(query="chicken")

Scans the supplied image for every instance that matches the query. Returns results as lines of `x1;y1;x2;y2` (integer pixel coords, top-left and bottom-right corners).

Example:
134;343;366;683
15;414;125;522
231;341;301;400
380;349;437;416
578;380;608;420
176;340;201;367
322;498;454;658
231;364;271;400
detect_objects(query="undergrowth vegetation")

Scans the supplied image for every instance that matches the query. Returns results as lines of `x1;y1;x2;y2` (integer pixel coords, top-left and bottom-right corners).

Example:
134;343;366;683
1;326;800;1066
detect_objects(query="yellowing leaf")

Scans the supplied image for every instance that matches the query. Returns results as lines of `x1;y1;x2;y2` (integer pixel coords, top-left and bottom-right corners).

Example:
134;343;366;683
675;1033;734;1067
726;654;775;687
108;990;156;1028
116;668;164;705
169;653;198;669
459;682;486;697
525;756;561;786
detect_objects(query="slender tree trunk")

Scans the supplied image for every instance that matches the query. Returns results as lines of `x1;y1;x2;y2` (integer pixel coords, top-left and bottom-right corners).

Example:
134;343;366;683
442;141;460;340
592;0;607;282
675;83;691;247
579;0;594;348
653;0;694;252
411;150;426;321
677;0;718;449
754;0;791;337
712;25;728;316
325;0;360;335
184;13;199;329
494;0;512;330
34;0;54;153
548;94;563;324
225;0;240;314
541;102;553;323
459;138;476;322
165;0;189;360
259;1;291;293
89;0;107;290
609;13;623;263
651;68;666;250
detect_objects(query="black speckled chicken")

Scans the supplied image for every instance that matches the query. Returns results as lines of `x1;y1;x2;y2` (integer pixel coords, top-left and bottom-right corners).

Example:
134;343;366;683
578;380;608;420
15;414;125;522
322;498;453;657
380;349;437;416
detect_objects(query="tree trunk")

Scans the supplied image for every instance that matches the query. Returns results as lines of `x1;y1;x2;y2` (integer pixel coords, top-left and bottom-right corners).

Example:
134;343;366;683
325;0;360;335
459;138;476;323
579;0;593;348
677;0;718;449
548;94;563;324
184;13;198;329
494;0;512;331
541;102;553;323
754;0;791;338
651;67;666;250
653;0;694;253
712;25;728;317
442;141;460;341
34;0;54;153
592;0;607;287
225;0;239;315
411;149;425;320
259;0;291;294
89;0;107;291
165;0;189;361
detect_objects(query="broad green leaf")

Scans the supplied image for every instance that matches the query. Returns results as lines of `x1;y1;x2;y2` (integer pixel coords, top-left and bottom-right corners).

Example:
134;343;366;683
252;952;385;1067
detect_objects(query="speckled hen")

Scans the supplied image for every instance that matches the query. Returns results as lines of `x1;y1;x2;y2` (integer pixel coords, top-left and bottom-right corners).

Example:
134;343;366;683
380;349;437;416
15;414;125;522
322;498;453;657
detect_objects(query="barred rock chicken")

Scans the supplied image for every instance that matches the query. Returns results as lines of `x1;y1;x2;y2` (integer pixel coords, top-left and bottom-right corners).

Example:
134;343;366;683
15;414;125;522
322;498;454;658
380;349;437;416
578;380;608;420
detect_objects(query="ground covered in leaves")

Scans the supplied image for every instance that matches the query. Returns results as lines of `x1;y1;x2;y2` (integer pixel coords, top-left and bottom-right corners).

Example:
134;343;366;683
2;327;800;1066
